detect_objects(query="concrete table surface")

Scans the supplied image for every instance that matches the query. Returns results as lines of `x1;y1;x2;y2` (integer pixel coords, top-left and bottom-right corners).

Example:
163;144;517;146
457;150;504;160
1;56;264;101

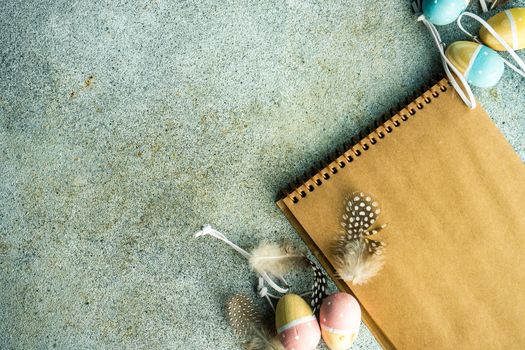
1;0;524;348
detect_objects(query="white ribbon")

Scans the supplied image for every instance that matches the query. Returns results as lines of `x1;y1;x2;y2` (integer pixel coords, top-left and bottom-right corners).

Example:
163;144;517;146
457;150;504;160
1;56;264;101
257;277;281;311
194;225;290;295
457;11;525;78
413;1;477;109
194;224;251;258
481;0;508;12
479;0;489;13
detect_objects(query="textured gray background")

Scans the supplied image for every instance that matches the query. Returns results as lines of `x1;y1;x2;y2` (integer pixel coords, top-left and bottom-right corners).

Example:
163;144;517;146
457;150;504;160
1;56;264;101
1;0;524;349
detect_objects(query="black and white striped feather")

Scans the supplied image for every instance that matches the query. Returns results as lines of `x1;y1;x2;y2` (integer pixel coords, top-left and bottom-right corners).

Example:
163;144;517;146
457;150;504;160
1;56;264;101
309;259;327;315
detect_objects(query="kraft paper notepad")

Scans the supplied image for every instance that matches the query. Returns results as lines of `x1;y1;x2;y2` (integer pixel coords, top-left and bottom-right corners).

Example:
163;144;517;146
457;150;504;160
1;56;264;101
277;79;525;349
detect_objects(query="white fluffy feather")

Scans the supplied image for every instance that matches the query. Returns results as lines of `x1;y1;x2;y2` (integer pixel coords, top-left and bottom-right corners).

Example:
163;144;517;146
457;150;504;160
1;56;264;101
249;241;307;278
332;235;385;285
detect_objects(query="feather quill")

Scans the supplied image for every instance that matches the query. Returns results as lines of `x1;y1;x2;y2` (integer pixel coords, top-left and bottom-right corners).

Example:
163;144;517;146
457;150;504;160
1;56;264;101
249;241;308;279
226;294;283;350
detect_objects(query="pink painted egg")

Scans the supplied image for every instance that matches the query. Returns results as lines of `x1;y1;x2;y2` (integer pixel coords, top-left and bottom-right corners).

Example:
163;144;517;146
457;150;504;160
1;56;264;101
275;294;321;350
319;293;361;350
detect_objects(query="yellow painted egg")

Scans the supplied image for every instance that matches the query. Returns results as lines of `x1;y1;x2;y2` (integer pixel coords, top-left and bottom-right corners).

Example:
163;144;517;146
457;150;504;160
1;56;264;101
480;8;525;51
319;293;361;350
445;41;505;88
275;294;321;350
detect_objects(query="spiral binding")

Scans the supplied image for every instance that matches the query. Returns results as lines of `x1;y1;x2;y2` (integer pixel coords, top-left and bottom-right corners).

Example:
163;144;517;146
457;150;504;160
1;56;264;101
282;77;450;204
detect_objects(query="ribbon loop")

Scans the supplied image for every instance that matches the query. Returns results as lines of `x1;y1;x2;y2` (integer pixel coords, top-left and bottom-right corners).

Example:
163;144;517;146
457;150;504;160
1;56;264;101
413;1;477;109
194;225;289;295
457;12;525;78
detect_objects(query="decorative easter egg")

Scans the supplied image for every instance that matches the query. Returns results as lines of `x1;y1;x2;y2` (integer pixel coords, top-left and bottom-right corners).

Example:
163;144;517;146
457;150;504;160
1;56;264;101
422;0;469;25
445;41;505;88
480;8;525;51
275;294;321;350
319;293;361;350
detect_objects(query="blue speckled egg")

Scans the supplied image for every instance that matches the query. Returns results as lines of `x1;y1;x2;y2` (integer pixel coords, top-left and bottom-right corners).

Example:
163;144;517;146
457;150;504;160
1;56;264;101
423;0;469;25
445;41;505;88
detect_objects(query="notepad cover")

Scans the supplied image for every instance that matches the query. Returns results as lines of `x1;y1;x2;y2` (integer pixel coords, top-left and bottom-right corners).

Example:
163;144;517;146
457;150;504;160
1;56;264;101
277;80;525;349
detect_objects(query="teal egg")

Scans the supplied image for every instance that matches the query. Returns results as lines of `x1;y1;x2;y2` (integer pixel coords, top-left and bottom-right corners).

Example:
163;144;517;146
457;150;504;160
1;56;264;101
445;41;505;88
422;0;469;25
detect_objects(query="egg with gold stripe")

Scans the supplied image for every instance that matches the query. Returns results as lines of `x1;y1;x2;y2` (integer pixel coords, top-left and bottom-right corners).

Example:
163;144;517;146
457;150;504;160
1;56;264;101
319;293;361;350
445;41;505;88
480;8;525;51
422;0;470;25
275;294;321;350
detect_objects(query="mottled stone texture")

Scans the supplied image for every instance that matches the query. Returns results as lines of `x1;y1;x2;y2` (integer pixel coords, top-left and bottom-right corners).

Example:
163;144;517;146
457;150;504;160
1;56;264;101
1;0;523;349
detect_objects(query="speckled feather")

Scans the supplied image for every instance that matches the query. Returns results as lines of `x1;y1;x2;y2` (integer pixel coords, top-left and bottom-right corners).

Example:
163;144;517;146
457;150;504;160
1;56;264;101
226;294;283;350
226;294;263;337
341;192;387;254
333;192;388;285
